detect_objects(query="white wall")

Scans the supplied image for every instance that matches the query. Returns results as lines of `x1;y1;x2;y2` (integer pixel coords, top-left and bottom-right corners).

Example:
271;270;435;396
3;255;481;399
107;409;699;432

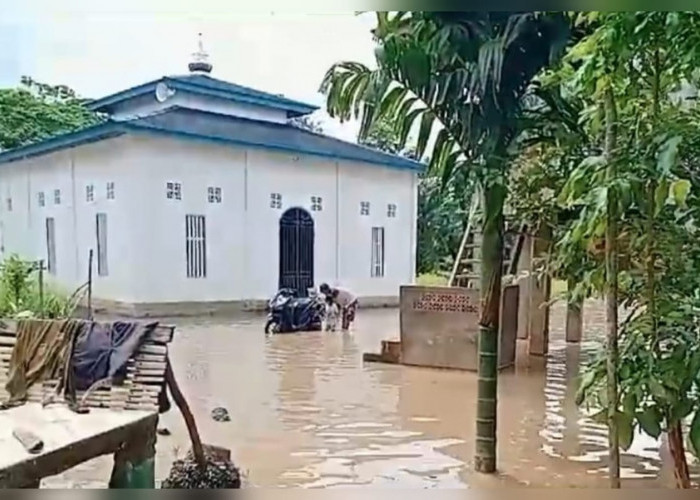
0;134;418;305
0;136;141;301
126;136;417;303
124;136;247;303
336;161;416;298
109;92;289;123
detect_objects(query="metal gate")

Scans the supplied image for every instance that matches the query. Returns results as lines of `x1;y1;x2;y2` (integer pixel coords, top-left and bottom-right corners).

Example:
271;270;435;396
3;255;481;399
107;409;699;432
279;207;314;296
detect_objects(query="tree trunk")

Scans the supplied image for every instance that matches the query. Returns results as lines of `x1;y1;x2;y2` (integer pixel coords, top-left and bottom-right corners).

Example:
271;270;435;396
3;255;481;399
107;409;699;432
667;421;691;488
603;84;621;488
474;182;505;474
565;278;583;343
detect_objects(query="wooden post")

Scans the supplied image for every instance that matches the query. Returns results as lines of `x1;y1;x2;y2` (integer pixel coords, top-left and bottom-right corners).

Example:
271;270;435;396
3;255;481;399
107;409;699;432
109;415;158;489
528;225;551;356
565;278;583;343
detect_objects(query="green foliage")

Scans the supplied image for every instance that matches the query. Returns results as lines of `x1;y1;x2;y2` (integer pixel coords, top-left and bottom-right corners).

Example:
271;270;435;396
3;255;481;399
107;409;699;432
320;12;572;186
558;14;700;476
416;272;448;286
0;76;104;151
0;255;79;319
416;174;468;274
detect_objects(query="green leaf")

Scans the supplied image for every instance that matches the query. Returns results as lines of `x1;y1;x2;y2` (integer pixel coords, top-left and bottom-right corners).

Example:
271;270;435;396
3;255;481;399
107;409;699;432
636;408;661;439
657;136;682;174
670;179;691;208
376;86;407;121
615;411;634;451
415;111;435;160
654;179;669;214
590;409;608;425
648;379;670;403
690;410;700;458
575;370;597;406
671;399;694;422
398;108;425;148
622;391;637;416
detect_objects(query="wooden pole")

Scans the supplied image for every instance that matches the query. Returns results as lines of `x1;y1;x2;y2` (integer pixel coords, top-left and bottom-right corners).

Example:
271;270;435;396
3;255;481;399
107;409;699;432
164;359;206;469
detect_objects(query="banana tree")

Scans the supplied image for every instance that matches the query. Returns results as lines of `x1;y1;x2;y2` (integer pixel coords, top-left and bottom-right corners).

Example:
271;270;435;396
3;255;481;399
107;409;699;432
320;11;571;473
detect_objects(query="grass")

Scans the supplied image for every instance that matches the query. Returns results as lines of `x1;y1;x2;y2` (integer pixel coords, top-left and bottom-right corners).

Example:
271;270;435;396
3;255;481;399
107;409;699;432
416;273;449;286
417;272;567;297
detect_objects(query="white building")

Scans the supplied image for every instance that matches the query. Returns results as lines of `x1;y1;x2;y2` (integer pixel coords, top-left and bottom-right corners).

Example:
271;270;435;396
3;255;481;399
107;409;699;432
0;47;424;315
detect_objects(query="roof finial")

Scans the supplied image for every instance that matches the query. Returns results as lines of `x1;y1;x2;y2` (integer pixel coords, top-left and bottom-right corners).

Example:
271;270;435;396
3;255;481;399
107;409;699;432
188;32;213;74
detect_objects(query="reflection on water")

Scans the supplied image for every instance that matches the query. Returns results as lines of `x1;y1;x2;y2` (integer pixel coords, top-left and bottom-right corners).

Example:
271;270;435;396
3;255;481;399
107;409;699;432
45;301;698;488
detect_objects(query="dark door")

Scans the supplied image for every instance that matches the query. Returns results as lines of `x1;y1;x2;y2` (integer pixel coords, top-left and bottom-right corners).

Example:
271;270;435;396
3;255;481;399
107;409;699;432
279;208;314;296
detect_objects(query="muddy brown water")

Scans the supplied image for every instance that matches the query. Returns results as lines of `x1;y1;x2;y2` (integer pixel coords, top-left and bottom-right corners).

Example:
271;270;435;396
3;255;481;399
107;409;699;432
42;300;698;488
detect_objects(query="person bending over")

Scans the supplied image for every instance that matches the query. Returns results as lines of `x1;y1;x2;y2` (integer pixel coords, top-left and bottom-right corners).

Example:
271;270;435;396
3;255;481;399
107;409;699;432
320;283;358;331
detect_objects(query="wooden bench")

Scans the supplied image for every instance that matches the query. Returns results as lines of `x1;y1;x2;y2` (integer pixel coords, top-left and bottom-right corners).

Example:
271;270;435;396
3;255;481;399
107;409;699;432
0;320;174;488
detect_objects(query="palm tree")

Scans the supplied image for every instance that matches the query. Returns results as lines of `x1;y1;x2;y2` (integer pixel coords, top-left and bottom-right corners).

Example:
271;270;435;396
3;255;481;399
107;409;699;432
320;11;571;473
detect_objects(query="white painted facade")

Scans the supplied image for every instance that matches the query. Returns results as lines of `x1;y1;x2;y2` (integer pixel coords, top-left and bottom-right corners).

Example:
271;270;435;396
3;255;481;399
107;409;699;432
0;74;419;309
0;130;418;307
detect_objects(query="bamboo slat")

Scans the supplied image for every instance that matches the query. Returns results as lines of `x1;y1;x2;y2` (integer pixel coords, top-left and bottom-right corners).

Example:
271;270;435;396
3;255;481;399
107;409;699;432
0;320;172;412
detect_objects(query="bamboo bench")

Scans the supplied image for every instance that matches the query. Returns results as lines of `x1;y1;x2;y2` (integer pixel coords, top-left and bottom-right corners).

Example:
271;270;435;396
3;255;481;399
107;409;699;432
0;320;174;488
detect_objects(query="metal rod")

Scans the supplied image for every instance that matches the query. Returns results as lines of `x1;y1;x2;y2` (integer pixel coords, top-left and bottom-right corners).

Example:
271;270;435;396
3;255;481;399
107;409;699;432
37;259;44;318
87;249;93;321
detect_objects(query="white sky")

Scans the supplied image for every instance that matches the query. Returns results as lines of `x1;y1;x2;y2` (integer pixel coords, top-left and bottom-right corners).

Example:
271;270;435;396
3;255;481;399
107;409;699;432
0;1;380;142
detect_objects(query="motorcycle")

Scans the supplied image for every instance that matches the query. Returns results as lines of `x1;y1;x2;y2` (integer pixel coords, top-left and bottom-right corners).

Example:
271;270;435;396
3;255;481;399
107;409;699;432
264;288;325;334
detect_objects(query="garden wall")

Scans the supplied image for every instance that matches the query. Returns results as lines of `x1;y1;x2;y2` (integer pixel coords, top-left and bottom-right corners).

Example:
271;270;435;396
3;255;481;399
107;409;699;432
399;284;519;371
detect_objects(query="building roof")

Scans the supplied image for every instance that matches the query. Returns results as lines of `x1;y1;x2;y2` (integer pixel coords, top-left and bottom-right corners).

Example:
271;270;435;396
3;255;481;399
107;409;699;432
86;74;319;118
0;107;425;172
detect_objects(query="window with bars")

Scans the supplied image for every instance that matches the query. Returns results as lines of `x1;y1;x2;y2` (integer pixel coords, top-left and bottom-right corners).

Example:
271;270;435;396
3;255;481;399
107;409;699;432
270;192;282;209
360;201;370;216
387;203;397;218
185;215;207;278
371;226;385;278
37;192;45;207
45;217;56;275
54;189;61;205
95;213;108;276
86;184;94;202
311;196;322;211
167;182;182;200
106;182;115;200
207;186;222;203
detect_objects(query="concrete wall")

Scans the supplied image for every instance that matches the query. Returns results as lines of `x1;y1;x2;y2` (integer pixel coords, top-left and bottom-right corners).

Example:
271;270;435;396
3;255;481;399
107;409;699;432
0;133;418;308
399;285;518;372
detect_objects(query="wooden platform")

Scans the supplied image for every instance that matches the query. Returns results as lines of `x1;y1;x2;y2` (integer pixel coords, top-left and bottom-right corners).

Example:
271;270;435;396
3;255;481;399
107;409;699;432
0;403;157;487
0;320;174;488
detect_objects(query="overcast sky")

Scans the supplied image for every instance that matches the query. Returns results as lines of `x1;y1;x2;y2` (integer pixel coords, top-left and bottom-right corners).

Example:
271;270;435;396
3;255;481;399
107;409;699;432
0;1;379;141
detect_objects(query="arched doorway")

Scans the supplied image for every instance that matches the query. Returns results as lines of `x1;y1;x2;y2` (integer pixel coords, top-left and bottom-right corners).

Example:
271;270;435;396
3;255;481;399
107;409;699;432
279;207;314;296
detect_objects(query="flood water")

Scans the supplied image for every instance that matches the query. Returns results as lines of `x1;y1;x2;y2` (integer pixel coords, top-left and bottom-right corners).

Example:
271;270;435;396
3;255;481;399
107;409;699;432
44;300;698;488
